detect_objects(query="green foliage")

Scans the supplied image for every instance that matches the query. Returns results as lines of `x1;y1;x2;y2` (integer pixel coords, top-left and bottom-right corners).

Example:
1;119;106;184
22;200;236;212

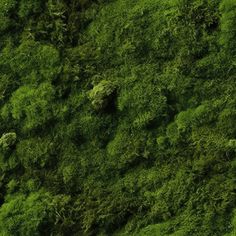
0;132;16;150
0;191;50;236
18;0;42;19
10;40;61;83
0;190;76;236
16;137;55;169
89;80;117;110
0;0;235;235
224;210;236;236
220;0;236;54
5;83;55;130
0;0;16;14
0;0;17;32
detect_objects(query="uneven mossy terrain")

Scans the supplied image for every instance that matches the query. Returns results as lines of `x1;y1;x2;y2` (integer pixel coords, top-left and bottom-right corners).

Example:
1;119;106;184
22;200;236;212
0;0;236;235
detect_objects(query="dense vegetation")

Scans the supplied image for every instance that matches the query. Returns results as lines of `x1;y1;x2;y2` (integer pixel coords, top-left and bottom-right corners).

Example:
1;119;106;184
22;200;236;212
0;0;235;235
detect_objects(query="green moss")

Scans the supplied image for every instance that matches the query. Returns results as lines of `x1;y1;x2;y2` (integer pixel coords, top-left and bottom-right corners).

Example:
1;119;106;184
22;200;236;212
0;0;235;235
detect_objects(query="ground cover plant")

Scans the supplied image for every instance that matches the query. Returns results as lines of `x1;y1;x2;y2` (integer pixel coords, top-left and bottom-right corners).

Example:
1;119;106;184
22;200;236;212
0;0;235;235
